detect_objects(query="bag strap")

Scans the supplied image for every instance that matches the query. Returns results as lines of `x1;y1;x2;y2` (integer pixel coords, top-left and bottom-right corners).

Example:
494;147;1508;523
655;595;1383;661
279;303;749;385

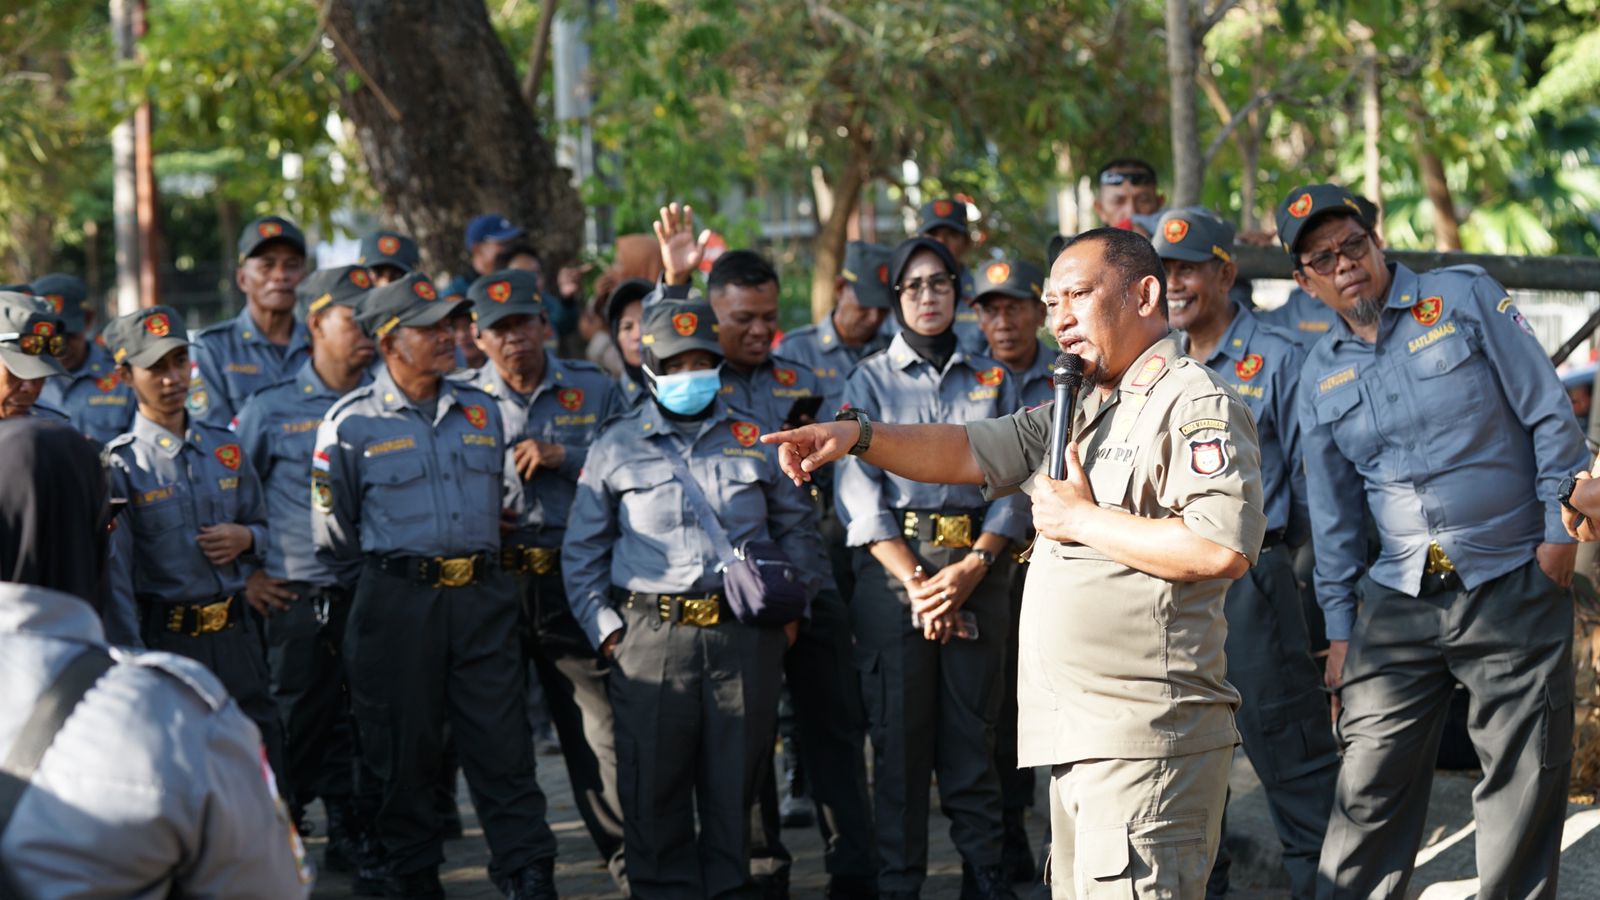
659;432;740;567
0;647;116;856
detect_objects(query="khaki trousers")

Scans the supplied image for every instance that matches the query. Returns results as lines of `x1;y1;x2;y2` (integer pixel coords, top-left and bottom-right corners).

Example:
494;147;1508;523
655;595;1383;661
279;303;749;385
1047;746;1232;899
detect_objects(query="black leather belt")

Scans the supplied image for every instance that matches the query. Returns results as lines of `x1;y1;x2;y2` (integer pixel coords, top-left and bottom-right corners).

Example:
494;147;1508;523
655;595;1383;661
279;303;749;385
502;544;560;576
900;509;983;548
1260;529;1286;550
159;596;239;636
369;553;490;588
617;589;725;627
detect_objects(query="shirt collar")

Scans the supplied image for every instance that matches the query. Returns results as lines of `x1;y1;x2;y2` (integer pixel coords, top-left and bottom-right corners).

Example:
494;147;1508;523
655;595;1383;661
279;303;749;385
132;411;197;458
234;305;311;353
818;313;847;353
1192;302;1256;365
0;582;106;644
372;363;459;421
637;396;734;441
294;360;336;398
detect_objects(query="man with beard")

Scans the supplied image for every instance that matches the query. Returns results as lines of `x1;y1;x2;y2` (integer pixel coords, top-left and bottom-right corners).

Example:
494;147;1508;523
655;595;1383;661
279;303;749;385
1283;183;1588;899
1154;209;1335;900
190;216;312;427
312;273;561;899
233;265;378;878
764;228;1266;900
32;273;136;442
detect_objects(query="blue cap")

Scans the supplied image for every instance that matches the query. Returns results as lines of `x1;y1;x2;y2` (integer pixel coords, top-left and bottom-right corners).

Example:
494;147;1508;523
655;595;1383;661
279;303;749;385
464;214;524;250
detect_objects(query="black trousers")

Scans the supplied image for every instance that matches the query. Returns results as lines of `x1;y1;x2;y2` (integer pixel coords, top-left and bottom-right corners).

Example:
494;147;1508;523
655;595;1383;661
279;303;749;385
264;583;356;810
516;567;628;890
345;563;556;881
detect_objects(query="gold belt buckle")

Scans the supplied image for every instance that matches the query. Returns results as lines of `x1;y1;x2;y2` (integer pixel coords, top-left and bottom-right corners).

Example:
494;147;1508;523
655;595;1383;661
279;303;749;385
934;514;973;548
527;547;558;576
198;598;231;635
901;511;921;541
681;597;720;627
436;556;475;588
1425;541;1456;576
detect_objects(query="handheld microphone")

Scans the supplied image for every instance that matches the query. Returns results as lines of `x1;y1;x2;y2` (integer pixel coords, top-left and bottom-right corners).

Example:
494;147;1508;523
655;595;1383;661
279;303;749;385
1047;352;1084;480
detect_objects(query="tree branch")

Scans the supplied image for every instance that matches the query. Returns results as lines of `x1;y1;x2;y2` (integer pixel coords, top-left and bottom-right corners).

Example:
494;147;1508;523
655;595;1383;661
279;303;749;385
1203;88;1279;167
521;0;559;107
1200;0;1240;36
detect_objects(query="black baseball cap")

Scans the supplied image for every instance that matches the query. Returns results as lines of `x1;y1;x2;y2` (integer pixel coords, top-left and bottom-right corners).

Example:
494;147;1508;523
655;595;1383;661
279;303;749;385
28;273;90;333
468;269;545;329
1151;208;1235;264
1274;184;1370;256
237;215;307;263
104;305;188;369
295;265;374;318
0;292;67;378
972;258;1046;303
358;230;420;273
916;198;969;237
359;272;469;339
640;300;721;361
840;242;894;309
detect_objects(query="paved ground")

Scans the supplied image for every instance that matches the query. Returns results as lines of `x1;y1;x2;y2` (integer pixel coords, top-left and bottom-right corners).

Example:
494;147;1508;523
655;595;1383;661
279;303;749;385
307;749;1600;898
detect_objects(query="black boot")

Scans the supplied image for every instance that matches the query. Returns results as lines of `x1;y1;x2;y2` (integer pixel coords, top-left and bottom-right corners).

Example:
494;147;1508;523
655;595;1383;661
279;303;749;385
350;831;388;897
382;866;444;899
496;857;558;900
321;797;362;873
826;874;879;899
1001;808;1036;884
961;863;1018;900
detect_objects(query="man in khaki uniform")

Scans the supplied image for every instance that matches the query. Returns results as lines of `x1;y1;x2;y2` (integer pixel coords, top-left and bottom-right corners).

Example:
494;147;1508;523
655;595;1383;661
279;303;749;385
762;228;1266;899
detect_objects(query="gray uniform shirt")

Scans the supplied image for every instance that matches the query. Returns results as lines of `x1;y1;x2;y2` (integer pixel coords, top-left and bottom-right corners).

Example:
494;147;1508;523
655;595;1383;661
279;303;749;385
0;583;312;898
775;313;889;414
562;399;825;649
37;342;136;444
105;415;269;636
312;364;513;568
834;332;1028;547
190;306;312;428
1257;286;1340;345
452;355;621;547
233;361;370;586
1298;263;1589;640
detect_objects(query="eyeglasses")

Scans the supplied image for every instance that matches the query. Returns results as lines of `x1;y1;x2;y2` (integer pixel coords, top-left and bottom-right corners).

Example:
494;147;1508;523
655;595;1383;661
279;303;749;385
0;331;66;357
1099;170;1156;187
1298;233;1373;276
897;273;958;299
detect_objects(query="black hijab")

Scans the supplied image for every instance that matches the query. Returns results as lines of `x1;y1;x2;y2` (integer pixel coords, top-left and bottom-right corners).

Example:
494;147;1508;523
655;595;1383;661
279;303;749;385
606;278;653;388
888;237;960;371
0;417;109;610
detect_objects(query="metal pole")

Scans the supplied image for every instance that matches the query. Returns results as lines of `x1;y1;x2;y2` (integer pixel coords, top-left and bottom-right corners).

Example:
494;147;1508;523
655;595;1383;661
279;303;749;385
132;0;160;307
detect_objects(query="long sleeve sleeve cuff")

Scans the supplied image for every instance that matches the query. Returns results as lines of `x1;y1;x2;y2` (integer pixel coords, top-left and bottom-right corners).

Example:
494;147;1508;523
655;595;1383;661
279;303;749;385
1545;505;1576;545
1322;604;1355;642
845;510;902;548
583;602;625;651
558;444;587;482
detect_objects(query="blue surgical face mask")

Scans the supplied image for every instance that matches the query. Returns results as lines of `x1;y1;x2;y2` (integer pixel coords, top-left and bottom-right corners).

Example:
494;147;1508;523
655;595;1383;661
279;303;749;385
645;363;722;415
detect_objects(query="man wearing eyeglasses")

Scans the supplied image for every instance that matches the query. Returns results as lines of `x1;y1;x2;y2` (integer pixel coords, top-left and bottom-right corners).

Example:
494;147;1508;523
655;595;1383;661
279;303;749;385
0;291;68;422
1283;183;1587;899
1092;158;1166;231
31;273;137;443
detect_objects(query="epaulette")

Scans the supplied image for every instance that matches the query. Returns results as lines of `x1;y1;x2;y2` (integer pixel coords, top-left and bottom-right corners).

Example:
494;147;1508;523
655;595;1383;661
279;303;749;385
560;358;607;375
325;382;378;421
194;318;236;338
1432;263;1490;279
101;431;137;463
112;648;230;712
595;402;647;437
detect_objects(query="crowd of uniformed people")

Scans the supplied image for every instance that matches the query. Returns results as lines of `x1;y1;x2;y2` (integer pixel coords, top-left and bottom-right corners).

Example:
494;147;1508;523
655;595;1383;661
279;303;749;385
0;157;1590;900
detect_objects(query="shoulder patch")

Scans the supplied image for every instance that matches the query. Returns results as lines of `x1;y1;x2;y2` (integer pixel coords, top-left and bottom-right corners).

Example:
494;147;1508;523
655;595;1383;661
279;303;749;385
1187;437;1230;478
1129;355;1166;388
1179;418;1229;437
116;649;231;711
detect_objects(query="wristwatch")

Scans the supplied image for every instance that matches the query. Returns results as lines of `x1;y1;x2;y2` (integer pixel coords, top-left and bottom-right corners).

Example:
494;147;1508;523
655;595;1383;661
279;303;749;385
969;547;996;568
1558;474;1581;511
835;407;873;455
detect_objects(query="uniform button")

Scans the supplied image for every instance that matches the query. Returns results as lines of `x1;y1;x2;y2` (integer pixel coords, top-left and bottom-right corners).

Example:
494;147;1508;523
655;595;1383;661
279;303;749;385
452;513;460;520
1388;393;1398;401
1436;362;1446;372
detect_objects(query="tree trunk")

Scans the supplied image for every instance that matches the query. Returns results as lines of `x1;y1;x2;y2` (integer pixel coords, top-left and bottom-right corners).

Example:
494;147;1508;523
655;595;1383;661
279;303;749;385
1412;127;1461;251
1361;39;1383;227
809;131;871;324
1166;0;1203;206
325;0;583;276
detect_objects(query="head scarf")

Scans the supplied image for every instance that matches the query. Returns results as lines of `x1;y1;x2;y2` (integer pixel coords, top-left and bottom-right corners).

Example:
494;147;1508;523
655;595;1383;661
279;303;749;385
887;237;960;370
0;418;110;610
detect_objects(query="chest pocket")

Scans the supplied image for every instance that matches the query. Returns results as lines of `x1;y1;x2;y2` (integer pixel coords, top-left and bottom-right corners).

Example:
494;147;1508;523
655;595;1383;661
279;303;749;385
364;452;430;524
1409;329;1476;381
277;429;318;472
1085;458;1135;510
1314;387;1381;466
711;459;767;536
615;463;682;534
132;489;186;535
459;445;504;509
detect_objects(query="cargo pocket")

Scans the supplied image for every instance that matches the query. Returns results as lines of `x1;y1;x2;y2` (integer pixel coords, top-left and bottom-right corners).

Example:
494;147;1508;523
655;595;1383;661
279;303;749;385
1256;687;1338;783
1077;822;1131;898
1541;676;1575;769
1128;812;1210;899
